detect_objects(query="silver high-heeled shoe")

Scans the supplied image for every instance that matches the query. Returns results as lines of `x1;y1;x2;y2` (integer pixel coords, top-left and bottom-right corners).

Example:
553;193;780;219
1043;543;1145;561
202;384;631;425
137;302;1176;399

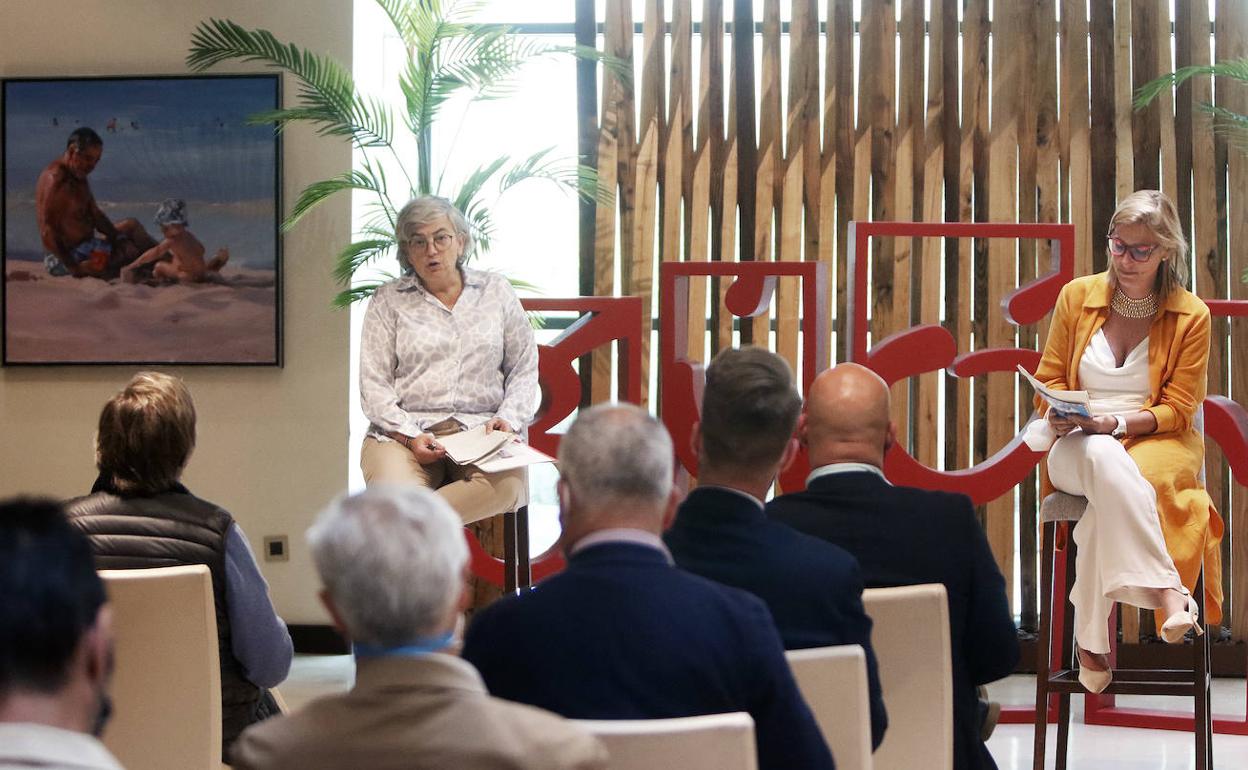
1160;588;1204;644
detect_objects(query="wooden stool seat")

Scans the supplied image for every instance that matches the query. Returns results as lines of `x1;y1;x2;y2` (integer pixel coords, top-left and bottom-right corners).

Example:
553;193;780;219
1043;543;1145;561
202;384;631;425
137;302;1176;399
1032;492;1212;770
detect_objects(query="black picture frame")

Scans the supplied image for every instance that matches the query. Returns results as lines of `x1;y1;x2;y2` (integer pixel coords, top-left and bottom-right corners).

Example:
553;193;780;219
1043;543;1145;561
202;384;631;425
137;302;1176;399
2;74;282;366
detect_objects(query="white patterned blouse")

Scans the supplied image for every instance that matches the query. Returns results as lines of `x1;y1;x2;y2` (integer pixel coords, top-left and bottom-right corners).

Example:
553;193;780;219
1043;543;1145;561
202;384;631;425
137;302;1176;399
359;267;539;440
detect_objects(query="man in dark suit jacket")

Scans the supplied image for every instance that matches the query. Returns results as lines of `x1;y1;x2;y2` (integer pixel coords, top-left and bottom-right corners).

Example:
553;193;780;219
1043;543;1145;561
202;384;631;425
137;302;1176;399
463;404;834;770
663;346;887;749
767;363;1019;770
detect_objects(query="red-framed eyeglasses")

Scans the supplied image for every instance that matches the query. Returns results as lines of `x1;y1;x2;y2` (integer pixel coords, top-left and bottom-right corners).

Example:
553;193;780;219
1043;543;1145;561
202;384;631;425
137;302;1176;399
1106;233;1159;262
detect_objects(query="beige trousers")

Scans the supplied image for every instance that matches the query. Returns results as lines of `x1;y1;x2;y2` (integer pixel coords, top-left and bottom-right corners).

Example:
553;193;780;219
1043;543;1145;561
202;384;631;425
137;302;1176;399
360;434;526;525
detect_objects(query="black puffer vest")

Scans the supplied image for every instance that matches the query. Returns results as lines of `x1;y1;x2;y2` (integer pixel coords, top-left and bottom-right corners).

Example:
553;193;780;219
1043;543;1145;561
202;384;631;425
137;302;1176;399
65;479;264;757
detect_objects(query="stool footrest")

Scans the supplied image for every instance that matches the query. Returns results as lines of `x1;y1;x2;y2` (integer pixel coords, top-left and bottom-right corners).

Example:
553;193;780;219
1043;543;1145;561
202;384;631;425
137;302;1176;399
1046;668;1205;696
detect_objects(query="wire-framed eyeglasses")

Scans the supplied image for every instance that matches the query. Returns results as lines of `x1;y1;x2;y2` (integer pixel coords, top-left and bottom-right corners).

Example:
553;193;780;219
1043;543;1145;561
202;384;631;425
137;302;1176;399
409;232;456;252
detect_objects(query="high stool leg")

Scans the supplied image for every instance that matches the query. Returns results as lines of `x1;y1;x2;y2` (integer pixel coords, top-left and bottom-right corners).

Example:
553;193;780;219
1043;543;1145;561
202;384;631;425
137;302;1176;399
1194;571;1211;770
1034;522;1056;770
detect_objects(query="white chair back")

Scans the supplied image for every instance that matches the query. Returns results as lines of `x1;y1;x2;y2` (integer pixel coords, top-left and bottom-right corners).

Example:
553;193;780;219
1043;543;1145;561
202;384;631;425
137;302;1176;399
862;584;953;770
100;565;222;770
574;712;757;770
786;644;873;770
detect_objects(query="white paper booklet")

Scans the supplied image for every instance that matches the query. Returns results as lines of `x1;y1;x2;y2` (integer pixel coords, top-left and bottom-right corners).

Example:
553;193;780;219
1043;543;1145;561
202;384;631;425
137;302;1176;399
474;439;556;473
1016;365;1092;418
438;425;513;466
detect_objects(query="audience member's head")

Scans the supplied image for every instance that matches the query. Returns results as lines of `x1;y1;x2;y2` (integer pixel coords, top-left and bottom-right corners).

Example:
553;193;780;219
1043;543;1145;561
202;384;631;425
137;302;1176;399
0;497;113;735
556;403;676;545
803;363;895;468
95;371;197;495
697;346;802;485
307;486;468;650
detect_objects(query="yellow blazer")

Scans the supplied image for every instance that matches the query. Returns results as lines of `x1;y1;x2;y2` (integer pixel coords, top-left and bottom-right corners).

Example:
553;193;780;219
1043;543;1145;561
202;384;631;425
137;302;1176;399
1034;272;1223;624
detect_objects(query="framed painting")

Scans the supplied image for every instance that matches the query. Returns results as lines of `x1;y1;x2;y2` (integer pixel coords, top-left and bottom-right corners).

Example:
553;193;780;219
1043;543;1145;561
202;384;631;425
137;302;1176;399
2;74;282;365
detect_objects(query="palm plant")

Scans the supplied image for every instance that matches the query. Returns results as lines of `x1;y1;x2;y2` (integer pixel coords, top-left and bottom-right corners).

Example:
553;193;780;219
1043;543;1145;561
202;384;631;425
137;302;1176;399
1135;58;1248;283
187;0;611;306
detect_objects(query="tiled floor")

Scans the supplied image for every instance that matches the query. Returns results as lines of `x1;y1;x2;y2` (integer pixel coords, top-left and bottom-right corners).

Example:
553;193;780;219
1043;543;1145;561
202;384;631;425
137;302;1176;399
284;655;1248;769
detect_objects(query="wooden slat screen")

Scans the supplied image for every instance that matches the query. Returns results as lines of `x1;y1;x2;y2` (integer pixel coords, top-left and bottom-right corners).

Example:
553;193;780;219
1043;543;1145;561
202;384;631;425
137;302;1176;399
583;1;1248;638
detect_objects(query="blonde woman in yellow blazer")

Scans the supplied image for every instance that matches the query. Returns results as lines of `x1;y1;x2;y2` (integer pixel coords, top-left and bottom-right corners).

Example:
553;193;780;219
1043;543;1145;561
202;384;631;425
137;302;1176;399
1028;190;1222;694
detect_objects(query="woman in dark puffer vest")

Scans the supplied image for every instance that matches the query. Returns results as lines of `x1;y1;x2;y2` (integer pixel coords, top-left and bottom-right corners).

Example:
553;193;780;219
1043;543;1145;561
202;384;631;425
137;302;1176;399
65;372;293;763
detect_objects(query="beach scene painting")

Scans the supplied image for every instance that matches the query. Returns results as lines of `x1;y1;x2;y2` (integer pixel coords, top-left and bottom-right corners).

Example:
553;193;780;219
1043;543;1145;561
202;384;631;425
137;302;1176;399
2;75;281;365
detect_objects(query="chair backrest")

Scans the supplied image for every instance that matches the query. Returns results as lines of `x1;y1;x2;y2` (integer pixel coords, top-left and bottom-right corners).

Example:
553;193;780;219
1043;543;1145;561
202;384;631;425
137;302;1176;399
862;584;953;770
573;712;757;770
786;644;873;770
100;565;222;770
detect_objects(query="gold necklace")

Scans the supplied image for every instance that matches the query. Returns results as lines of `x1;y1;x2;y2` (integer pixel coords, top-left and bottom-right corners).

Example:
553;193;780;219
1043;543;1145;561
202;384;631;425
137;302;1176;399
1111;288;1159;319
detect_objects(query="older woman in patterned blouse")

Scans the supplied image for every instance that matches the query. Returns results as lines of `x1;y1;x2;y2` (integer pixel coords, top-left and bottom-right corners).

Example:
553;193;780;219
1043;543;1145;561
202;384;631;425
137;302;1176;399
359;196;538;524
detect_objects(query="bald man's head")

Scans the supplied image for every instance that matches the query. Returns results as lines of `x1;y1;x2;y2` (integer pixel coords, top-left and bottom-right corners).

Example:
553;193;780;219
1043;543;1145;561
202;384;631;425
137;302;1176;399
802;363;894;466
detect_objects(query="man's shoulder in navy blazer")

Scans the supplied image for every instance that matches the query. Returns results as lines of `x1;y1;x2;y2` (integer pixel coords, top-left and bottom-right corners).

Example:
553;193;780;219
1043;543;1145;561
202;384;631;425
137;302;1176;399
767;467;1019;770
462;539;835;770
664;485;888;749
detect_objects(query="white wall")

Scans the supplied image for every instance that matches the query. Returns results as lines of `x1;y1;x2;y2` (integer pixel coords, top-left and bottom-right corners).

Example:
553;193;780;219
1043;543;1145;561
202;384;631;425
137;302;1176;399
0;0;353;624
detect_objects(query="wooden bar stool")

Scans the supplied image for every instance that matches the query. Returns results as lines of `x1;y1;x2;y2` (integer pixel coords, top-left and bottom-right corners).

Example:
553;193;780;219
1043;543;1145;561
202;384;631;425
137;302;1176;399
1032;491;1212;770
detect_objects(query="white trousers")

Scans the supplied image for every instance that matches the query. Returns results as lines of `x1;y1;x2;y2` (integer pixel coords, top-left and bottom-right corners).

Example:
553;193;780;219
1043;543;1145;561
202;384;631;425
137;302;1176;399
1047;430;1185;654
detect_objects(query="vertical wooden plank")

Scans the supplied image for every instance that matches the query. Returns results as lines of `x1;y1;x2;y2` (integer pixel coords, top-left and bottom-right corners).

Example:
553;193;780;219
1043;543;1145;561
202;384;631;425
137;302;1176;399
1063;1;1094;280
632;0;665;406
1025;0;1060;636
956;0;990;472
890;0;922;450
1113;0;1135;201
830;0;855;362
775;0;818;374
719;2;741;352
575;0;598;406
1152;1;1178;204
733;0;757;344
1172;0;1194;233
1216;0;1246;640
1113;0;1142;646
987;0;1023;603
1015;0;1040;636
1088;0;1114;270
1186;0;1227;633
860;0;896;363
593;0;633;404
666;0;695;360
1130;0;1161;191
693;0;724;359
752;0;782;346
916;0;947;470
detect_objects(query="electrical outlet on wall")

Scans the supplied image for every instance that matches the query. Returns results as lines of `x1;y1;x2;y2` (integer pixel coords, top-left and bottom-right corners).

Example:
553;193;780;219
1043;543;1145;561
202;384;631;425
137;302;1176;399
263;535;289;562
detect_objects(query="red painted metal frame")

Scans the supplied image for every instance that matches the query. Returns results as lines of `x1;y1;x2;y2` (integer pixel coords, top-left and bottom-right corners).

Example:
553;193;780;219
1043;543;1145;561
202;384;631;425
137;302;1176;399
846;221;1074;504
465;296;644;588
659;260;829;485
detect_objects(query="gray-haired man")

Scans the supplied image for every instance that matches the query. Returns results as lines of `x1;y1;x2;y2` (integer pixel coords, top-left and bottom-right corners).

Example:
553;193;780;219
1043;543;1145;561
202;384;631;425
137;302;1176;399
231;486;606;770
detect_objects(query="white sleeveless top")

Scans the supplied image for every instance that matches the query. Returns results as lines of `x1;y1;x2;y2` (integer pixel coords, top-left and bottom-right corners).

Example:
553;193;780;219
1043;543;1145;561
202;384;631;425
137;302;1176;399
1021;328;1151;451
1077;329;1150;416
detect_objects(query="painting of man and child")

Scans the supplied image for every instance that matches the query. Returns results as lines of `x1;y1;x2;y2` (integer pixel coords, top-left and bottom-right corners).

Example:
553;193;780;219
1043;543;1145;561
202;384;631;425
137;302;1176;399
2;75;281;365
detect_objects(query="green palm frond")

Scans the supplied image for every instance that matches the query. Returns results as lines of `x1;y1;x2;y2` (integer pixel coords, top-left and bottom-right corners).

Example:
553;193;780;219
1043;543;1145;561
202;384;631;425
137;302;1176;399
285;171;383;231
1134;58;1248;108
188;19;393;149
332;239;396;285
497;148;614;207
333;280;393;309
1204;103;1248;155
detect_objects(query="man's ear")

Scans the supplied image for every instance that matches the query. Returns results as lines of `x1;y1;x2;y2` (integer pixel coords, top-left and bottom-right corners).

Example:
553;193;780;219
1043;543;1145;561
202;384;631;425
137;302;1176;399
659;487;681;532
796;412;810;448
884;420;898;453
318;589;352;639
84;604;114;687
778;436;801;474
690;421;702;461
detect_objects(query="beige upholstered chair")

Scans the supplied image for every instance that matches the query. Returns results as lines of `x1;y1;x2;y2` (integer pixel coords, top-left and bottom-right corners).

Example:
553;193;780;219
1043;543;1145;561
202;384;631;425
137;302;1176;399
100;565;224;770
786;644;873;770
862;584;953;770
574;712;757;770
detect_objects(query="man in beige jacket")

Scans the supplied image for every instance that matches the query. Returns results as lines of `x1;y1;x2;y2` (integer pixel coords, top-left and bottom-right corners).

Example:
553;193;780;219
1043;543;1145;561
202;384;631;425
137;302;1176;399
231;486;606;770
